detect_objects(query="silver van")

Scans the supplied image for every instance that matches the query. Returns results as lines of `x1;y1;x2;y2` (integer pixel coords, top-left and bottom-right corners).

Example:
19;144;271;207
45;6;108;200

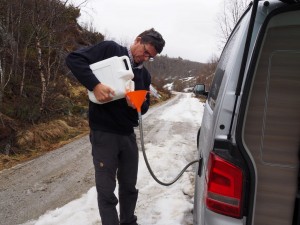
193;0;300;224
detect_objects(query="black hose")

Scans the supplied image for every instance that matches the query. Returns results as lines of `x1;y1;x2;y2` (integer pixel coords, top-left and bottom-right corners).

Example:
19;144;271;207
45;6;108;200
138;112;199;186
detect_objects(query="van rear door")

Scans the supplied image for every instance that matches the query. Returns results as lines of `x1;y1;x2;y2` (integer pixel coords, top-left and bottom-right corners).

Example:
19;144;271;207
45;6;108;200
237;5;300;225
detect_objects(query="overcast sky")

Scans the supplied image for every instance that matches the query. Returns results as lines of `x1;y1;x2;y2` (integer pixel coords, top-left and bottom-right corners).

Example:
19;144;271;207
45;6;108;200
70;0;225;63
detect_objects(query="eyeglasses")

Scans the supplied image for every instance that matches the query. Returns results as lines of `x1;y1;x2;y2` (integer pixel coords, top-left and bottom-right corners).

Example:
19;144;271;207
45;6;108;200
143;44;155;60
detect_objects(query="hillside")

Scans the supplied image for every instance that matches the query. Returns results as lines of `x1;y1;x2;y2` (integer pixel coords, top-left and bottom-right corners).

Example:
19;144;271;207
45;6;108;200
145;55;205;91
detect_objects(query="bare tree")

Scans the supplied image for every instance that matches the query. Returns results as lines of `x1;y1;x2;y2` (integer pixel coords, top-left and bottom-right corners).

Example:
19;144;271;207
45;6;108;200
217;0;251;48
195;54;218;90
0;2;18;106
31;0;75;111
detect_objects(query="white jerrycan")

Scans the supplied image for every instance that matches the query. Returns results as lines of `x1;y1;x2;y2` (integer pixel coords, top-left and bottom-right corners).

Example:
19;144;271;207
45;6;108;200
88;56;135;104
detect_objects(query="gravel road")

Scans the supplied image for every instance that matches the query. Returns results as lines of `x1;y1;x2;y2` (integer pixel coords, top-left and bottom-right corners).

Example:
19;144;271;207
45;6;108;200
0;93;193;225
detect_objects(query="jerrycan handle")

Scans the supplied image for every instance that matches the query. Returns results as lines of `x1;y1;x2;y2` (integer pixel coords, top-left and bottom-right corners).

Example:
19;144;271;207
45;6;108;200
123;58;129;70
118;56;134;80
120;55;132;71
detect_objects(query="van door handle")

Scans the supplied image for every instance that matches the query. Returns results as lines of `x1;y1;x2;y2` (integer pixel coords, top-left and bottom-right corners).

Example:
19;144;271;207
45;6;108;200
198;157;203;177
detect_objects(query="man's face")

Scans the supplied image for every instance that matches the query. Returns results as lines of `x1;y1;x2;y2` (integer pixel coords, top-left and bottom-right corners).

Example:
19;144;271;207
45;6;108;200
131;38;157;64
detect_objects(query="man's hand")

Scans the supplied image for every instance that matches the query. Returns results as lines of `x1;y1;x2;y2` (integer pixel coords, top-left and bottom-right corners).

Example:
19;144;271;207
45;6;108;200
93;83;115;103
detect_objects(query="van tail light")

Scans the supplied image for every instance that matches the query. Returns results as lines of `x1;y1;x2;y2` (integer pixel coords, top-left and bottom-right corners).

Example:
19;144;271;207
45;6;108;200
205;152;243;218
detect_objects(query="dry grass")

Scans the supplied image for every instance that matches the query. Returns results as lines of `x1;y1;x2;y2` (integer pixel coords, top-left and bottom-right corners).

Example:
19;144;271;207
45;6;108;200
0;116;89;171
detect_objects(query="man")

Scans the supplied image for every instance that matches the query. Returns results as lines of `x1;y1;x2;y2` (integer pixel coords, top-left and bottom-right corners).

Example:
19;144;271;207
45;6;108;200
65;28;165;225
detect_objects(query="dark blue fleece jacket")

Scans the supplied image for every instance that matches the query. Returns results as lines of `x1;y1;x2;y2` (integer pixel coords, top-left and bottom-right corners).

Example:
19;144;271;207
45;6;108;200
66;41;151;134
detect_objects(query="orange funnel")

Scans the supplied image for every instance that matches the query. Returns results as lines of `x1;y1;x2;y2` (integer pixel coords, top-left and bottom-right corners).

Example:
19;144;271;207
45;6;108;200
126;90;148;112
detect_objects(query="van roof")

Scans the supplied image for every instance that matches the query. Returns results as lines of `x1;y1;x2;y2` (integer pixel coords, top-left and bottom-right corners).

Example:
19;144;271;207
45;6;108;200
279;0;300;3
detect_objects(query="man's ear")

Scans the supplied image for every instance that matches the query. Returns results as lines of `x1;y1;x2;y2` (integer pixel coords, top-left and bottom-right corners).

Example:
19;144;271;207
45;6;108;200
135;37;142;44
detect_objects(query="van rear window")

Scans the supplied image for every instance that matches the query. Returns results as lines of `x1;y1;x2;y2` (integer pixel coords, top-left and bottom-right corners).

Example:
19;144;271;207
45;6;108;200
208;68;224;109
208;25;241;110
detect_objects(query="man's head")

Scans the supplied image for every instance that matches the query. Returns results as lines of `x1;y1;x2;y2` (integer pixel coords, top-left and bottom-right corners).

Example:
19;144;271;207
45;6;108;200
130;28;165;64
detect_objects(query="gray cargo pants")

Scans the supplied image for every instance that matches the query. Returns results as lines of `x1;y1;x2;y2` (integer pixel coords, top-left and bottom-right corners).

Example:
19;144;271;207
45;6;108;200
90;130;139;225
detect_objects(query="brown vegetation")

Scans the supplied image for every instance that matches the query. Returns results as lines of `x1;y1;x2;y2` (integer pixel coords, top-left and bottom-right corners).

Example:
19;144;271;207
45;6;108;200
0;0;101;170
